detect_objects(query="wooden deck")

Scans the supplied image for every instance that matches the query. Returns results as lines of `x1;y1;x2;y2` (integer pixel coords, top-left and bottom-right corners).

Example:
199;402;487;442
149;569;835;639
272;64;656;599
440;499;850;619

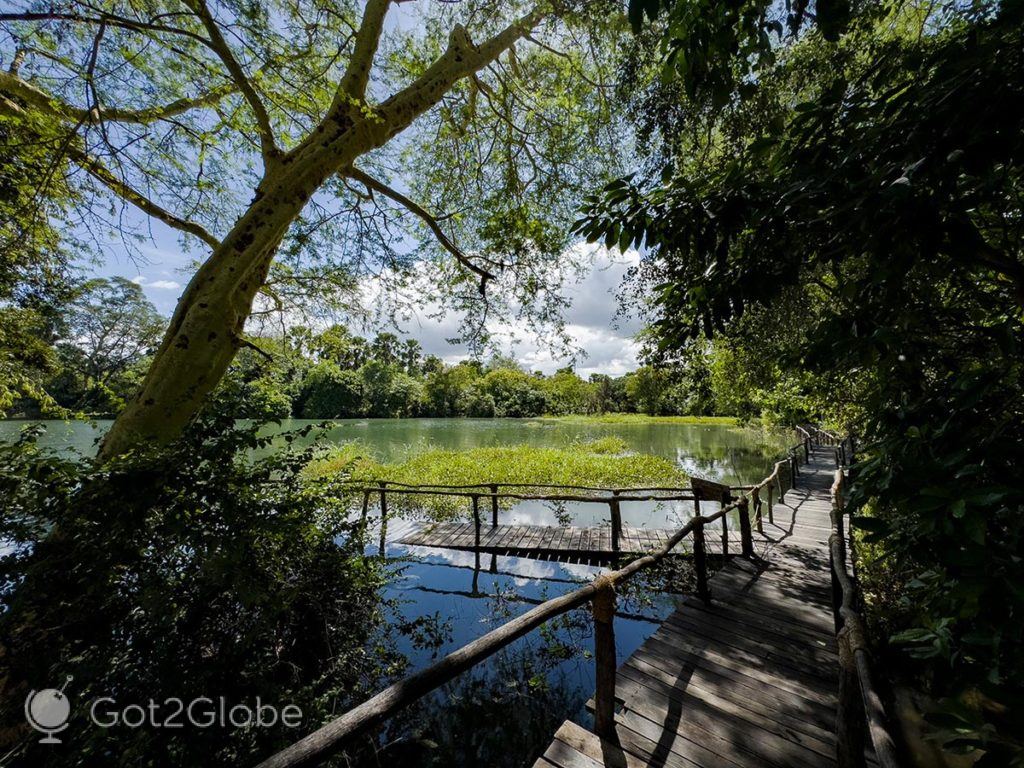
396;506;818;561
400;521;693;557
534;445;846;768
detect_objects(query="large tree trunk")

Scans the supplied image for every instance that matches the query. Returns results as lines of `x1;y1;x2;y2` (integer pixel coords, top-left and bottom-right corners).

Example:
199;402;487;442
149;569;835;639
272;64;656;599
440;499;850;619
98;145;344;458
97;16;540;459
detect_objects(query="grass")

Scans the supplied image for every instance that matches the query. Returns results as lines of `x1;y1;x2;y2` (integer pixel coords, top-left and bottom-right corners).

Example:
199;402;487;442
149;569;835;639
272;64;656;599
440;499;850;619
305;439;687;520
541;413;740;426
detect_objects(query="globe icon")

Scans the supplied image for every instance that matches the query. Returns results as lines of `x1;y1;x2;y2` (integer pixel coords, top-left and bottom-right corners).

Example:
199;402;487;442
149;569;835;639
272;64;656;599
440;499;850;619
25;686;72;744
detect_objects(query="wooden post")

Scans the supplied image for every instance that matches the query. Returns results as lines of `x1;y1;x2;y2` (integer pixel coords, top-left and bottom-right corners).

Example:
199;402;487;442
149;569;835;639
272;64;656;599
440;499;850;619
791;453;798;488
720;505;729;558
767;483;775;523
378;481;388;558
472;494;481;549
720;488;732;557
836;628;868;768
490;483;499;527
804;437;810;462
738;497;753;558
692;519;711;605
610;491;622;552
752;487;763;534
359;490;370;542
592;582;617;741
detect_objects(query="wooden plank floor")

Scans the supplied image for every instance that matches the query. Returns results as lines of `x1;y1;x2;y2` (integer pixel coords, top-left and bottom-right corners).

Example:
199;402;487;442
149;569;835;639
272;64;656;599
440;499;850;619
534;445;844;768
396;517;799;560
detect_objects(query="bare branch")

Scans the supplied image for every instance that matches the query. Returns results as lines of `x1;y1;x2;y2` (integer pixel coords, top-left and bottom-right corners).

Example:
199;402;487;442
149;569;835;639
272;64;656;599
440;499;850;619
346;165;496;288
0;70;236;124
182;0;278;162
0;11;214;48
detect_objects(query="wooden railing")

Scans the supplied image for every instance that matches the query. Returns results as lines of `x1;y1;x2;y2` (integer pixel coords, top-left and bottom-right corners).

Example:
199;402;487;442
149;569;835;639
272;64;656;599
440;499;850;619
253;435;816;768
827;447;902;768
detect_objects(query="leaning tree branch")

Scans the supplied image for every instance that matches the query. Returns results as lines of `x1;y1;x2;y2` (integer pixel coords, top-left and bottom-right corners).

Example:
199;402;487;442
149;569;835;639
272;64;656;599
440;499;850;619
182;0;278;163
68;143;221;249
331;0;391;113
346;165;496;286
0;70;236;124
374;7;546;143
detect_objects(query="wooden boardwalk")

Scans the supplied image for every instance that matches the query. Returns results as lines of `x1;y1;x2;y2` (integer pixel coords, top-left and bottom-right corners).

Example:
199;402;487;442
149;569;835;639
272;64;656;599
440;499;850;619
534;445;845;768
400;521;686;558
396;506;816;561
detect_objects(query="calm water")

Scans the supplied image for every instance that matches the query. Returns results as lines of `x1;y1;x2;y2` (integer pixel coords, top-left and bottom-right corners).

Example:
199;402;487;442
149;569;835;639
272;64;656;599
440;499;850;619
2;418;791;765
0;417;788;484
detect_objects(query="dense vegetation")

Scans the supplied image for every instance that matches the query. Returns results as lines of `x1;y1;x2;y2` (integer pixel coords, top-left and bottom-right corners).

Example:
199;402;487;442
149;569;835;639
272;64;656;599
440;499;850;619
579;0;1024;760
3;290;787;421
2;0;1022;764
0;417;406;765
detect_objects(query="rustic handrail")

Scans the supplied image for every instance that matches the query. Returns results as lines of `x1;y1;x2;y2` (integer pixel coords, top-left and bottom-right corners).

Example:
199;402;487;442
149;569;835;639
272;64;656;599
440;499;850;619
256;431;811;768
254;498;743;768
830;470;902;768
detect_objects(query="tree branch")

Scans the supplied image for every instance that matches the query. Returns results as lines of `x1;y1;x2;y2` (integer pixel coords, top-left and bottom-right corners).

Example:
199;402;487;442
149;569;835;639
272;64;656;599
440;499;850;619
346;165;496;287
376;8;546;141
68;144;221;249
0;70;236;124
332;0;391;112
182;0;278;163
0;11;214;48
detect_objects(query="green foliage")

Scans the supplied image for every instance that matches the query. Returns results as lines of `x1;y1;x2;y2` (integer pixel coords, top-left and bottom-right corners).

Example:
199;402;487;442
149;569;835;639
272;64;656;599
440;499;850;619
299;363;364;418
596;0;1024;757
540;368;595;415
48;277;165;416
0;112;80;416
480;367;548;417
0;416;402;766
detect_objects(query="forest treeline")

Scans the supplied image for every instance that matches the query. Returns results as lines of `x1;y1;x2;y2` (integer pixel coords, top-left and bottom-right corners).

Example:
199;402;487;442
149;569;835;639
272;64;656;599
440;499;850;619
7;274;807;422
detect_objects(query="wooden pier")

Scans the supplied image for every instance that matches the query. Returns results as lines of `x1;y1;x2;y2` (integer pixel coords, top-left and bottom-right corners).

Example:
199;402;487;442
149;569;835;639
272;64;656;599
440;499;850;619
533;445;849;768
256;431;901;768
398;521;759;559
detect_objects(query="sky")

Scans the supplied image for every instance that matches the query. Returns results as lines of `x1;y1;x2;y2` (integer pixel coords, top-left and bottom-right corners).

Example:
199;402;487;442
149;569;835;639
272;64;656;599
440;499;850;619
91;222;644;378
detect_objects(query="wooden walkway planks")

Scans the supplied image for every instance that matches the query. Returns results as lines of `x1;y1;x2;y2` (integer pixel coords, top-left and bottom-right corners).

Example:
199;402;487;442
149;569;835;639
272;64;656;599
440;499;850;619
397;521;765;559
535;445;844;768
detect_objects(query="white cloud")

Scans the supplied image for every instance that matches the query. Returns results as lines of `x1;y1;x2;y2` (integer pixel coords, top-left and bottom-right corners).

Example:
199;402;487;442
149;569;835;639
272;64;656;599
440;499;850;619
392;244;643;376
130;275;182;290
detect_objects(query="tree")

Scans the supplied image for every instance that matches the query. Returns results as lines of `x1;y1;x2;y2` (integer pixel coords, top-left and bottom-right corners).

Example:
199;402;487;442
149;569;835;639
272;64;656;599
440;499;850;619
0;0;627;457
540;367;594;415
360;360;422;418
400;339;423;376
424;362;479;416
0;109;79;416
370;332;401;366
585;0;1024;757
299;363;363;418
479;367;546;417
624;366;667;415
52;277;165;413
